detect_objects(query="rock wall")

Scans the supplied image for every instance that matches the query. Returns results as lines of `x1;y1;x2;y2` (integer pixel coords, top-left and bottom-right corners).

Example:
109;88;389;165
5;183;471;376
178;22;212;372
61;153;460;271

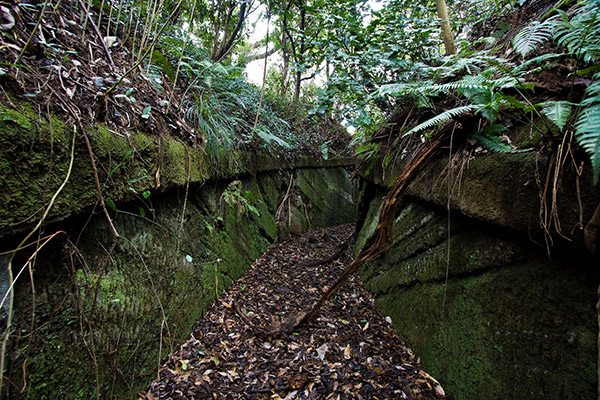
356;152;600;400
3;166;357;400
0;102;358;399
0;103;353;238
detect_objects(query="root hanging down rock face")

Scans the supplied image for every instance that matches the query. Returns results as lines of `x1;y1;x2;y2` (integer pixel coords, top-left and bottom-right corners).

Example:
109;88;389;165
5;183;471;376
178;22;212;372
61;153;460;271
274;127;458;335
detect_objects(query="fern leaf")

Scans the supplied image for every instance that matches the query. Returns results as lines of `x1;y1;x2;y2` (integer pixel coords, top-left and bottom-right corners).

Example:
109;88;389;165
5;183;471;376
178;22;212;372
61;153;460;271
376;78;489;99
511;53;562;76
471;132;532;153
583;76;600;102
404;105;478;136
575;103;600;183
541;101;574;131
513;19;557;58
554;1;600;63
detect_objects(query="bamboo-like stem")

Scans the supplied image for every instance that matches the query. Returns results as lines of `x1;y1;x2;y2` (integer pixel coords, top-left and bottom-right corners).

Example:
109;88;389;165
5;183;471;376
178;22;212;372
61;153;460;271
15;0;52;65
251;9;271;139
76;0;116;68
104;0;183;97
166;0;197;114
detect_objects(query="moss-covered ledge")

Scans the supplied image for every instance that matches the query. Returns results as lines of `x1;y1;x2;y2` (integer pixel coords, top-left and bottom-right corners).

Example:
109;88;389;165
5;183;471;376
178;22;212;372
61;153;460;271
0;103;354;238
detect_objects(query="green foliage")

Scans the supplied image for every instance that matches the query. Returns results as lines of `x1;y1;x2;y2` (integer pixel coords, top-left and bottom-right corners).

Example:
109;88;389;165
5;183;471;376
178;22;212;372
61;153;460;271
541;101;574;131
151;50;176;81
575;76;600;183
512;19;557;58
344;0;600;179
405;105;478;136
180;55;295;161
554;2;600;63
472;127;531;154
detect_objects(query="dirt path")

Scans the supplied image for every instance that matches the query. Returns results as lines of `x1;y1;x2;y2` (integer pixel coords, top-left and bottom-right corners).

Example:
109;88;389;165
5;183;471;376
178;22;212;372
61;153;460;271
143;224;445;400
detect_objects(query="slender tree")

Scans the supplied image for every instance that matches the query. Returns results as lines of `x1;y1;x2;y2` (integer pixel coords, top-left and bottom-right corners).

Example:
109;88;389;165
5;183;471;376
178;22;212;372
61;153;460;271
435;0;456;55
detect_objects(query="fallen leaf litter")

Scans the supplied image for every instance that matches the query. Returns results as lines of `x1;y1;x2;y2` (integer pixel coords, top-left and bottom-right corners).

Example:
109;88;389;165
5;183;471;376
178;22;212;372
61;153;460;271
144;224;445;399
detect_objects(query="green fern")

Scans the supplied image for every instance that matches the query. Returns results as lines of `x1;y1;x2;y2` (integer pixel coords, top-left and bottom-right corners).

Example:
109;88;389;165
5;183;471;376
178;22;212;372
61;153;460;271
512;18;557;58
511;53;561;76
404;105;478;136
377;77;490;99
541;100;574;131
472;132;531;153
575;103;600;183
554;3;600;63
582;75;600;104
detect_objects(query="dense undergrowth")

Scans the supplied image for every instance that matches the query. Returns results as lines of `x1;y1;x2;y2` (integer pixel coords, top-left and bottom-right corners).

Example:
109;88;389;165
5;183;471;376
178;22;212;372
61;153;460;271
333;0;600;183
0;0;351;166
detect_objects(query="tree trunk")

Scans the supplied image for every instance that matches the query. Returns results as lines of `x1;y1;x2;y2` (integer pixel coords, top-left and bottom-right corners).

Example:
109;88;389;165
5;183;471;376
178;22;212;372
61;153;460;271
281;49;290;96
435;0;456;55
214;1;248;61
293;5;306;102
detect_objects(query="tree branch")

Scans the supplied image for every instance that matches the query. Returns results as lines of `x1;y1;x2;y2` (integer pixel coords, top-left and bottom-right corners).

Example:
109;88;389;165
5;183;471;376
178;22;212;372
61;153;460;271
215;1;249;60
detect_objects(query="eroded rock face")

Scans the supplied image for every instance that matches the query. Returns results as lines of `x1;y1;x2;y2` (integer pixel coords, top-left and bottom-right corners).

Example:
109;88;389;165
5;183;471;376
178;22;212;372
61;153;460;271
3;166;357;400
356;153;600;400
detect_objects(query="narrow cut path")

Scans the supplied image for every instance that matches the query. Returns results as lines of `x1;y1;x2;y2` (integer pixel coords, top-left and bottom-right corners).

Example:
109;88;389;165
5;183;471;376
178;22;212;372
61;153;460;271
144;224;445;400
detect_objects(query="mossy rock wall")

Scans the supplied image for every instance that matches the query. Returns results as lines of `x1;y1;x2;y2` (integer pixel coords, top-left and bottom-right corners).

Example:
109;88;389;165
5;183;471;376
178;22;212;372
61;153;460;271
356;151;600;399
0;103;353;238
4;165;357;400
0;103;358;399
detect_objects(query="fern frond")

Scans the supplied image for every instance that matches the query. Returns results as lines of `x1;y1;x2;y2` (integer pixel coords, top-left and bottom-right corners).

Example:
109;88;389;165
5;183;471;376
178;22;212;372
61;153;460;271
404;105;478;136
583;75;600;102
541;100;574;131
575;103;600;183
513;19;557;58
511;53;561;76
471;132;532;153
376;78;490;99
554;2;600;63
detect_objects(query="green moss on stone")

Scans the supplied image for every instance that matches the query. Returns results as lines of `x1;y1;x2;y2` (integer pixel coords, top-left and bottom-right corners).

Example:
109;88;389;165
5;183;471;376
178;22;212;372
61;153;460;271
296;168;357;227
360;199;598;400
374;259;598;399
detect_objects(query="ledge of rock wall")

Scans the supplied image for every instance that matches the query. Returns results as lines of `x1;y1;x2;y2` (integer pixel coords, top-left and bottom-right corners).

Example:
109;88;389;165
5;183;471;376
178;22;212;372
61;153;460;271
361;151;600;254
0;103;354;239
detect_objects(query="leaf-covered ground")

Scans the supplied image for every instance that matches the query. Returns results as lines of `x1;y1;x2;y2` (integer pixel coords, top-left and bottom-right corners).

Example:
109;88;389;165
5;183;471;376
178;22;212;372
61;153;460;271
143;224;445;400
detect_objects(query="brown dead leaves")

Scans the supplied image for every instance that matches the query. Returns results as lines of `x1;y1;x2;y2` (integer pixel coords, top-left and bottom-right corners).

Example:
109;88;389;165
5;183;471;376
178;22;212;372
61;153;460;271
144;225;445;400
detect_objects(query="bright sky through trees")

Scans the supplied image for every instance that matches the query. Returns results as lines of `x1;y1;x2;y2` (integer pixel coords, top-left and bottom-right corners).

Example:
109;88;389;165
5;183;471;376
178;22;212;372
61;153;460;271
245;0;384;85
